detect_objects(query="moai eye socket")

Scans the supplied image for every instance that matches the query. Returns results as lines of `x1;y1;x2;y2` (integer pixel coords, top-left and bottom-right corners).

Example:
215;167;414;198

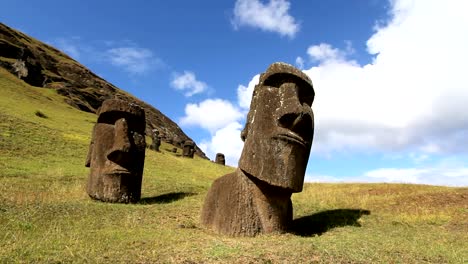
263;73;314;106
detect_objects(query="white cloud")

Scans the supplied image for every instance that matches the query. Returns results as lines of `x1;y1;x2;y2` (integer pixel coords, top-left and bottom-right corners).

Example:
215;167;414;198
232;0;299;38
307;43;349;63
306;161;468;187
363;165;468;187
171;71;208;97
302;0;468;155
180;74;261;165
106;47;159;74
54;37;81;59
295;56;304;69
200;122;245;166
237;74;260;110
179;99;243;133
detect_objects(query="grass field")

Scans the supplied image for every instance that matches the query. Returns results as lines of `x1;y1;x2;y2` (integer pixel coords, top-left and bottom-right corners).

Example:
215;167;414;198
1;67;467;263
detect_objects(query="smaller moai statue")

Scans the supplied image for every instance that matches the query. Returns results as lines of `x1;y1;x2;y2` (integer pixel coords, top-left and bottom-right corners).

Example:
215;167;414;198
166;138;173;145
172;147;177;153
150;129;161;152
85;99;146;203
215;153;225;166
182;141;195;158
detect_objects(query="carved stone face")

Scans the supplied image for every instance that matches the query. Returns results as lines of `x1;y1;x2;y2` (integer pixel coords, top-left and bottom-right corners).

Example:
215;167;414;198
183;140;195;158
215;153;225;165
238;62;314;192
85;99;146;203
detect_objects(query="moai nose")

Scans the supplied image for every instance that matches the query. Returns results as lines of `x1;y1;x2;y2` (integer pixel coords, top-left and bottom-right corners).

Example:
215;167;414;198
107;118;132;164
277;82;314;143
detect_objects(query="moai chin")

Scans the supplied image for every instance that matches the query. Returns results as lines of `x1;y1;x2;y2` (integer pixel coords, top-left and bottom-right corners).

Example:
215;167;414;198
215;153;225;166
85;99;146;203
183;140;195;158
201;62;315;236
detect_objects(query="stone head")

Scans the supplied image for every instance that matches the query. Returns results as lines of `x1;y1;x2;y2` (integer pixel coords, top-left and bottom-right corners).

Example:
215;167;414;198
215;153;225;165
85;99;146;202
152;129;159;137
238;62;314;192
183;140;195;158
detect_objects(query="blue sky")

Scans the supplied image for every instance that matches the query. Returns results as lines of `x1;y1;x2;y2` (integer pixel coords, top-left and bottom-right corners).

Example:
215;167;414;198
2;0;468;186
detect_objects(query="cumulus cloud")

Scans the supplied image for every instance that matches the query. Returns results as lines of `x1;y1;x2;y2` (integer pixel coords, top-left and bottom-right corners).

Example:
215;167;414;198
180;99;245;165
237;74;260;110
180;74;261;165
179;99;243;133
199;122;245;166
106;47;160;74
307;164;468;187
232;0;299;38
307;43;349;63
303;0;468;155
171;71;208;97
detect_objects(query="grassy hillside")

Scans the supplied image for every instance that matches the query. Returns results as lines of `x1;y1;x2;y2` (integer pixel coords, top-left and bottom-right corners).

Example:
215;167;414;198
0;68;467;263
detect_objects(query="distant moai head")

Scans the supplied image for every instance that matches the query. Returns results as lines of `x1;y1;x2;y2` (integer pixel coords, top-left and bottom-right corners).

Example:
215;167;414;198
182;140;195;158
215;153;225;166
238;62;315;192
150;129;161;151
85;99;146;203
152;129;159;137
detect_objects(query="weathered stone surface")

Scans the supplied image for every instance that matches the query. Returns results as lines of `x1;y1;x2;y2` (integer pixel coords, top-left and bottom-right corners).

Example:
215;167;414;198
201;62;315;236
215;153;225;165
85;99;146;203
150;129;161;152
0;22;208;160
183;140;195;158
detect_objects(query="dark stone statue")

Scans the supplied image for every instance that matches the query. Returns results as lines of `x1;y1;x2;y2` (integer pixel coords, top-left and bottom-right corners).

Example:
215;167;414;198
150;128;161;152
201;62;315;236
183;140;195;158
85;99;146;203
215;153;225;166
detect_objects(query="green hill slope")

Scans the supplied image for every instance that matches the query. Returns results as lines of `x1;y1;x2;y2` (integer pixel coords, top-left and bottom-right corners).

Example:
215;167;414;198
0;68;467;263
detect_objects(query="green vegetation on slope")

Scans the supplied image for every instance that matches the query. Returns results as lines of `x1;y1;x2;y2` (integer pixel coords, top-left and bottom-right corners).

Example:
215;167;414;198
0;68;467;263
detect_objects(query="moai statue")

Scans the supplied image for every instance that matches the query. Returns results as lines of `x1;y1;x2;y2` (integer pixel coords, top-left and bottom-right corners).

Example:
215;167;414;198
215;153;225;166
166;137;173;145
85;99;146;203
150;128;161;152
183;140;195;158
172;147;177;153
201;62;315;236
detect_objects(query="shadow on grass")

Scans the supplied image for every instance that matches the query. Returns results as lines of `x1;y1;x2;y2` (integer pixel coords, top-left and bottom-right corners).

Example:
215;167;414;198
139;192;197;205
291;209;371;237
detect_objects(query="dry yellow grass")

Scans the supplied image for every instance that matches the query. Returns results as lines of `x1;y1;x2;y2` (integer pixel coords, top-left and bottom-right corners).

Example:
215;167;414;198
1;68;467;263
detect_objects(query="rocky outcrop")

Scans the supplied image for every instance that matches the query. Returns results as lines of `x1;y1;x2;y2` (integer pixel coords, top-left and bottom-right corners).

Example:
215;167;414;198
0;23;207;159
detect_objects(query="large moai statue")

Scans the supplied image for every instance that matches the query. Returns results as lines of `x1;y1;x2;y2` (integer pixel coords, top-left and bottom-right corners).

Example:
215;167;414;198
215;153;225;166
85;99;146;203
182;140;195;158
201;62;315;236
150;128;161;152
